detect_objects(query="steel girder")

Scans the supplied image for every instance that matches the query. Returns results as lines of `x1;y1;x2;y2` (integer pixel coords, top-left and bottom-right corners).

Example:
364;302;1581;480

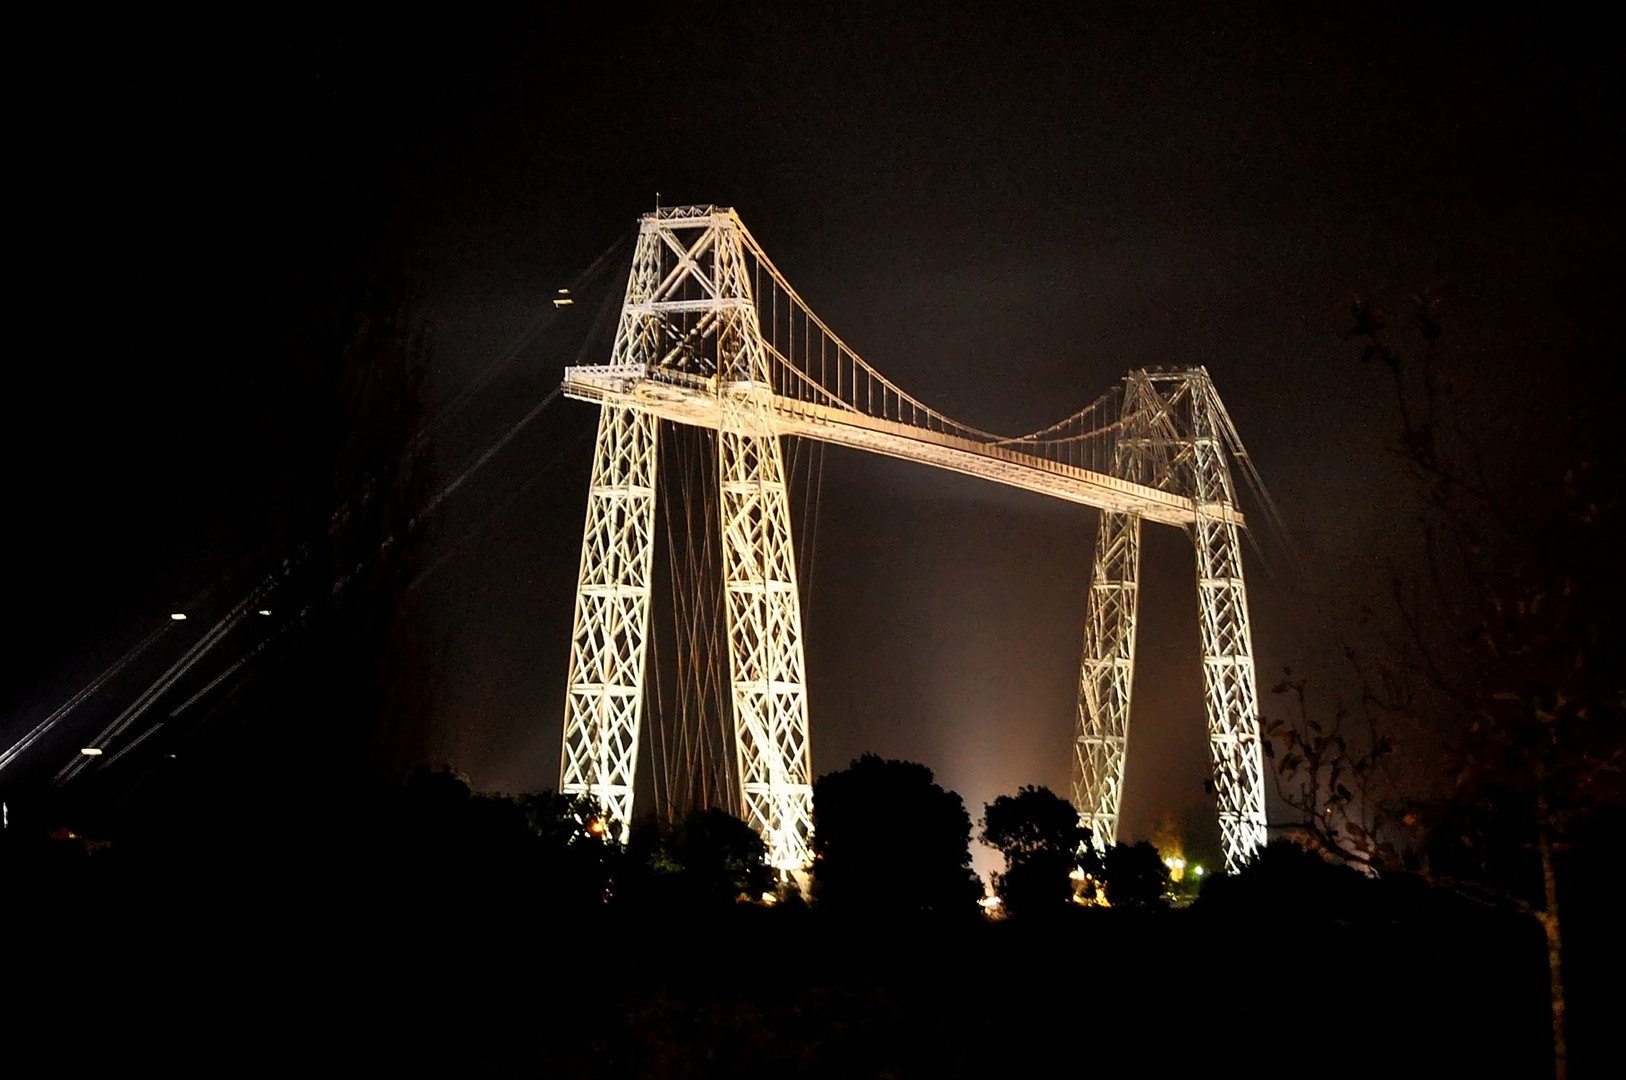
560;207;813;871
565;207;1266;877
1070;368;1267;873
1186;381;1269;871
558;215;666;839
559;402;659;840
718;393;814;872
711;210;814;872
1073;509;1142;849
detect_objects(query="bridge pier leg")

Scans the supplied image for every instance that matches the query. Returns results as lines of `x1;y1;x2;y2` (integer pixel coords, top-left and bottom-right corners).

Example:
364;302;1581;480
559;402;659;840
718;394;814;874
1191;442;1268;873
1073;510;1142;851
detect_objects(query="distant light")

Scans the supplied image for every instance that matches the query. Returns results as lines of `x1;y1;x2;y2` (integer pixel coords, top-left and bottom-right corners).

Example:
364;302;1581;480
170;613;187;621
1193;865;1205;877
80;747;103;756
257;610;272;616
1068;867;1087;881
553;297;574;307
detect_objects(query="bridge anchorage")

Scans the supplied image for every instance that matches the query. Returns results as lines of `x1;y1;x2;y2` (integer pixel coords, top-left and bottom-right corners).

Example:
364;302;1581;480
560;205;1279;876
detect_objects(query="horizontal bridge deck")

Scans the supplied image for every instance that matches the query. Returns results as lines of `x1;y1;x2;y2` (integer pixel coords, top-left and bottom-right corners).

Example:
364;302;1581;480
564;366;1241;529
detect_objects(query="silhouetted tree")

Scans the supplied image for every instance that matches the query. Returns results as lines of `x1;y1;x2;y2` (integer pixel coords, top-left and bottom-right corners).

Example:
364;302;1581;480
1265;295;1626;1079
376;769;618;907
1193;840;1386;922
1101;841;1171;908
513;788;621;906
979;785;1097;915
812;754;981;915
620;807;771;908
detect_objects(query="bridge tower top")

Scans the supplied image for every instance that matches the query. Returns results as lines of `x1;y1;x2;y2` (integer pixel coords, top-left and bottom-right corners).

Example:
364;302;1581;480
612;204;766;386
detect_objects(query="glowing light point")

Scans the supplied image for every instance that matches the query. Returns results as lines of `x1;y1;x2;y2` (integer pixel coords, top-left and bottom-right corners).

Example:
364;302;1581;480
258;610;272;616
1193;865;1205;877
553;289;574;308
79;747;103;756
170;613;187;621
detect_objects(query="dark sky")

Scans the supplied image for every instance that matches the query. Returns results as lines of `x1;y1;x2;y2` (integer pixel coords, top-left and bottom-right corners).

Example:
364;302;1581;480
11;3;1622;875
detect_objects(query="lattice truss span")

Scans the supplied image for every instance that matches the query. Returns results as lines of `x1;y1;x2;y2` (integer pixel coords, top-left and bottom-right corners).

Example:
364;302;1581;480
560;205;1285;874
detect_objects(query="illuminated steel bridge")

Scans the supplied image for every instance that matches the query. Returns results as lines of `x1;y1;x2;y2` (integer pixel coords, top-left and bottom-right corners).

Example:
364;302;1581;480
559;205;1285;875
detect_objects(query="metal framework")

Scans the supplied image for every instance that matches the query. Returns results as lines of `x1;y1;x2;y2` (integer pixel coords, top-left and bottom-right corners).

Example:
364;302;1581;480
561;205;1272;876
560;208;813;869
1070;370;1268;870
1072;509;1141;848
559;402;658;839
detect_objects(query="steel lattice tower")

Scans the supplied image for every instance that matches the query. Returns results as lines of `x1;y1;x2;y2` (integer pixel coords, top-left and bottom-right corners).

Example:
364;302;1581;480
560;205;1273;879
22;208;1277;877
1071;369;1268;871
559;208;813;870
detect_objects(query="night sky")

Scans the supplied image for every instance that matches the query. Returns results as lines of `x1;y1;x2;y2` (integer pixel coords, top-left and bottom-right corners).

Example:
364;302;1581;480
10;4;1622;877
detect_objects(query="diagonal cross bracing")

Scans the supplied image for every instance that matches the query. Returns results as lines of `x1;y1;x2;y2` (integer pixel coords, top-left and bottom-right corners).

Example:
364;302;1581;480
559;403;659;840
1072;509;1141;849
559;205;1272;877
718;392;814;871
1187;401;1269;868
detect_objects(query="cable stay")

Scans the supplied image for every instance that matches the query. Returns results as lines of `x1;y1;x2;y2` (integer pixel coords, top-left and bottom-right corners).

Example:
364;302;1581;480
60;380;576;784
100;621;296;773
21;233;626;784
413;234;628;451
412;384;566;526
560;205;1294;873
0;624;171;773
55;578;277;784
1206;383;1301;577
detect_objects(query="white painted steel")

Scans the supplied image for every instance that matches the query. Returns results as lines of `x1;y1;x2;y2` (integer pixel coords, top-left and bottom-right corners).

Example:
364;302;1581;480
561;205;1270;875
1072;509;1141;850
1071;370;1268;872
558;402;658;840
560;208;814;871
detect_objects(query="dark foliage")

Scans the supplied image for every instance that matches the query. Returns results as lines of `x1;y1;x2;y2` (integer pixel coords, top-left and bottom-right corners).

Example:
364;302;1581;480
1268;296;1626;1078
7;779;1600;1076
620;806;772;909
373;768;618;907
1195;840;1391;921
979;784;1097;915
811;754;982;915
1101;840;1171;908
